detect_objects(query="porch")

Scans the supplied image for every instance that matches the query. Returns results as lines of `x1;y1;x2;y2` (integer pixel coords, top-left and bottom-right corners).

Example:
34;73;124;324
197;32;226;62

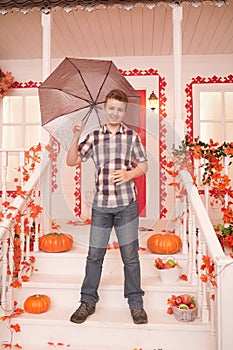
0;146;233;350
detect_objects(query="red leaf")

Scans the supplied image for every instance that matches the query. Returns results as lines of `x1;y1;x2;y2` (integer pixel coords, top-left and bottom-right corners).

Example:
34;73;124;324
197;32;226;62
112;241;119;249
180;274;188;281
10;280;22;289
10;323;21;333
21;275;30;282
211;294;215;301
167;306;174;314
200;274;208;283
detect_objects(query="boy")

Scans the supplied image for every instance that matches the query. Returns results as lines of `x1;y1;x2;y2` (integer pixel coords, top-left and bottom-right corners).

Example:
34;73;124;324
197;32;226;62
66;89;148;324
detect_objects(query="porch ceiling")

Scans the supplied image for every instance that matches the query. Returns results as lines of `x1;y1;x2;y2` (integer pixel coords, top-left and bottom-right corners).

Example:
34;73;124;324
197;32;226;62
0;0;232;60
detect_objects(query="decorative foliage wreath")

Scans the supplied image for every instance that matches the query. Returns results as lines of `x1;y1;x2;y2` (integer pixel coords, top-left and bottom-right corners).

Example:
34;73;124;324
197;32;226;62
0;68;14;98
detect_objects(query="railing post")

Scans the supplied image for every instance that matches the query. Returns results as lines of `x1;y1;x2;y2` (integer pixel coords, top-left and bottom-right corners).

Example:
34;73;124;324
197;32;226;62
6;225;15;312
188;206;198;285
181;195;188;254
1;151;8;207
209;284;216;350
34;187;40;252
201;240;209;323
215;257;233;350
0;230;10;312
196;227;203;319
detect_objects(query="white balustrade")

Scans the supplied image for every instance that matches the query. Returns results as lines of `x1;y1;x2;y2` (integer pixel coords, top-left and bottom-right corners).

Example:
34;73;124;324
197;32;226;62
0;148;50;315
179;168;233;350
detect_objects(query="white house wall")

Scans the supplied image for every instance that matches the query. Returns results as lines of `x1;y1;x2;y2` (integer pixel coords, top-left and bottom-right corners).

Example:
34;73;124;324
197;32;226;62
0;54;232;223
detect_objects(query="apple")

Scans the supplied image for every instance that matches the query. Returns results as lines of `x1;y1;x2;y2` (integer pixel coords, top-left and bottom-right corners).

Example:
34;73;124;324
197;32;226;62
164;262;173;269
175;296;182;305
166;259;175;267
181;294;191;305
179;303;189;310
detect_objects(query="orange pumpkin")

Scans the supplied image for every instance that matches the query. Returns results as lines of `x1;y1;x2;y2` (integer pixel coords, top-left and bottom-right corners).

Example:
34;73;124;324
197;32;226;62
24;294;51;314
39;233;73;252
147;233;182;254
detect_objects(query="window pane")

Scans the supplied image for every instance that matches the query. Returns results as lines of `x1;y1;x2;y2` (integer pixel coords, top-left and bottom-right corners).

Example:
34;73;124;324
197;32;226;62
6;154;21;183
25;96;41;123
2;126;24;148
225;92;233;120
25;126;41;147
200;122;222;143
200;92;222;121
3;96;23;123
225;123;233;143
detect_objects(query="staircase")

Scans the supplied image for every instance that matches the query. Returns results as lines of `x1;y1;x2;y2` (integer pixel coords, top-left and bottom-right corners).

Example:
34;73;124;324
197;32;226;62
1;223;211;350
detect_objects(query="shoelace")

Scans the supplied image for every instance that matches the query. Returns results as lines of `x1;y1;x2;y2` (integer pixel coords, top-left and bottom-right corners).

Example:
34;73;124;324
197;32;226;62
132;309;145;318
77;303;89;316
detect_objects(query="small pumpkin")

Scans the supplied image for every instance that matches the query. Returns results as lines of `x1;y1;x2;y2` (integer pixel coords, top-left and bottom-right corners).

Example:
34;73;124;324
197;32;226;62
147;232;182;254
39;232;73;253
24;294;51;314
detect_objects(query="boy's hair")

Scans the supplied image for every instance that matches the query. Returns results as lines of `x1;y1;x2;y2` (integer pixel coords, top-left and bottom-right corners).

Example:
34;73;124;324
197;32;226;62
104;89;128;105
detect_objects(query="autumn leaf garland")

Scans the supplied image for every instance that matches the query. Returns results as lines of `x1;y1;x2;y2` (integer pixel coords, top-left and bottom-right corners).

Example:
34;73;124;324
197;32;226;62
0;68;14;98
0;144;42;349
164;136;233;238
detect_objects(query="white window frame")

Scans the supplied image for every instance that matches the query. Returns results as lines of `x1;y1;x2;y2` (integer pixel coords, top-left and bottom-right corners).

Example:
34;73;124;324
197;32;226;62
0;88;42;150
192;83;233;141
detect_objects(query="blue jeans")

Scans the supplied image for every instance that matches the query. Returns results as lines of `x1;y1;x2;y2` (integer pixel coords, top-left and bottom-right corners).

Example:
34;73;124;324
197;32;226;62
80;200;145;310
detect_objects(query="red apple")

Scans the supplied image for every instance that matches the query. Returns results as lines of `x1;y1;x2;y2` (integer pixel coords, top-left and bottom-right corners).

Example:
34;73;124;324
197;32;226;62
175;296;182;305
181;294;191;305
164;262;173;269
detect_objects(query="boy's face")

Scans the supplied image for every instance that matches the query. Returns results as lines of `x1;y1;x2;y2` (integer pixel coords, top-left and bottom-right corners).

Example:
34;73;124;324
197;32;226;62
104;98;127;125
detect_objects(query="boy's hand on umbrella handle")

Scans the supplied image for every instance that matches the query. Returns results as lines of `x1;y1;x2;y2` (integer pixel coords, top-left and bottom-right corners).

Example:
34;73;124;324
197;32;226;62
73;121;84;139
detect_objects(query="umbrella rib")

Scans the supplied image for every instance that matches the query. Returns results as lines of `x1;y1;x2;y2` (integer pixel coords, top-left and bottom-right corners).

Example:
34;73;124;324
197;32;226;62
94;61;112;103
68;58;95;103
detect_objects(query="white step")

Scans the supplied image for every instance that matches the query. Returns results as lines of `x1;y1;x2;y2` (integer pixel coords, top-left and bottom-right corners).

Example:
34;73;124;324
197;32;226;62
16;272;197;310
0;305;210;350
0;220;212;350
33;244;189;277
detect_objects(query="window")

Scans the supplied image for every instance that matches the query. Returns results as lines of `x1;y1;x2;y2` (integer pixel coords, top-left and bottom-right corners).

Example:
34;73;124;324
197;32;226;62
193;84;233;143
1;89;41;149
0;88;42;184
193;83;233;178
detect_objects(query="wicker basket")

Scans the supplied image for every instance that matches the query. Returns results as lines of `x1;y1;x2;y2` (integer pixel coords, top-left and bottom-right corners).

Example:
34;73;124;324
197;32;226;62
172;306;197;322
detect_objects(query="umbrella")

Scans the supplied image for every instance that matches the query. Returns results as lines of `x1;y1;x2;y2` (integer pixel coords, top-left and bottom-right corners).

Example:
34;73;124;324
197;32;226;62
39;57;141;150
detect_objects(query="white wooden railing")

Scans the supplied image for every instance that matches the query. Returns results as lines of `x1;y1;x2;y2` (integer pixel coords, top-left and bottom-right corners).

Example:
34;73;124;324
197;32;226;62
0;148;50;313
179;169;233;350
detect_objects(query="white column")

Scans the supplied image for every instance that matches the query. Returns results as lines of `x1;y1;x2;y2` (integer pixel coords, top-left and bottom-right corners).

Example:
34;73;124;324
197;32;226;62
172;6;184;147
41;12;51;81
41;11;52;233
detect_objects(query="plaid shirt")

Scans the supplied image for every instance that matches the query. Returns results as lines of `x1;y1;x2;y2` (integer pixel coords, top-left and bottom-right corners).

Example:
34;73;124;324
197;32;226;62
78;123;147;208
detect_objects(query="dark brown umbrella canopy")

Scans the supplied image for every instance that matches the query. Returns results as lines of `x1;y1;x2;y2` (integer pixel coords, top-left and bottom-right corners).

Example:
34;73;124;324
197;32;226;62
39;57;141;149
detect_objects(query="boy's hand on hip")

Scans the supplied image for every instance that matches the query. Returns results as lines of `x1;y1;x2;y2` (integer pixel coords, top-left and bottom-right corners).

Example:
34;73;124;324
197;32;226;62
112;169;131;184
